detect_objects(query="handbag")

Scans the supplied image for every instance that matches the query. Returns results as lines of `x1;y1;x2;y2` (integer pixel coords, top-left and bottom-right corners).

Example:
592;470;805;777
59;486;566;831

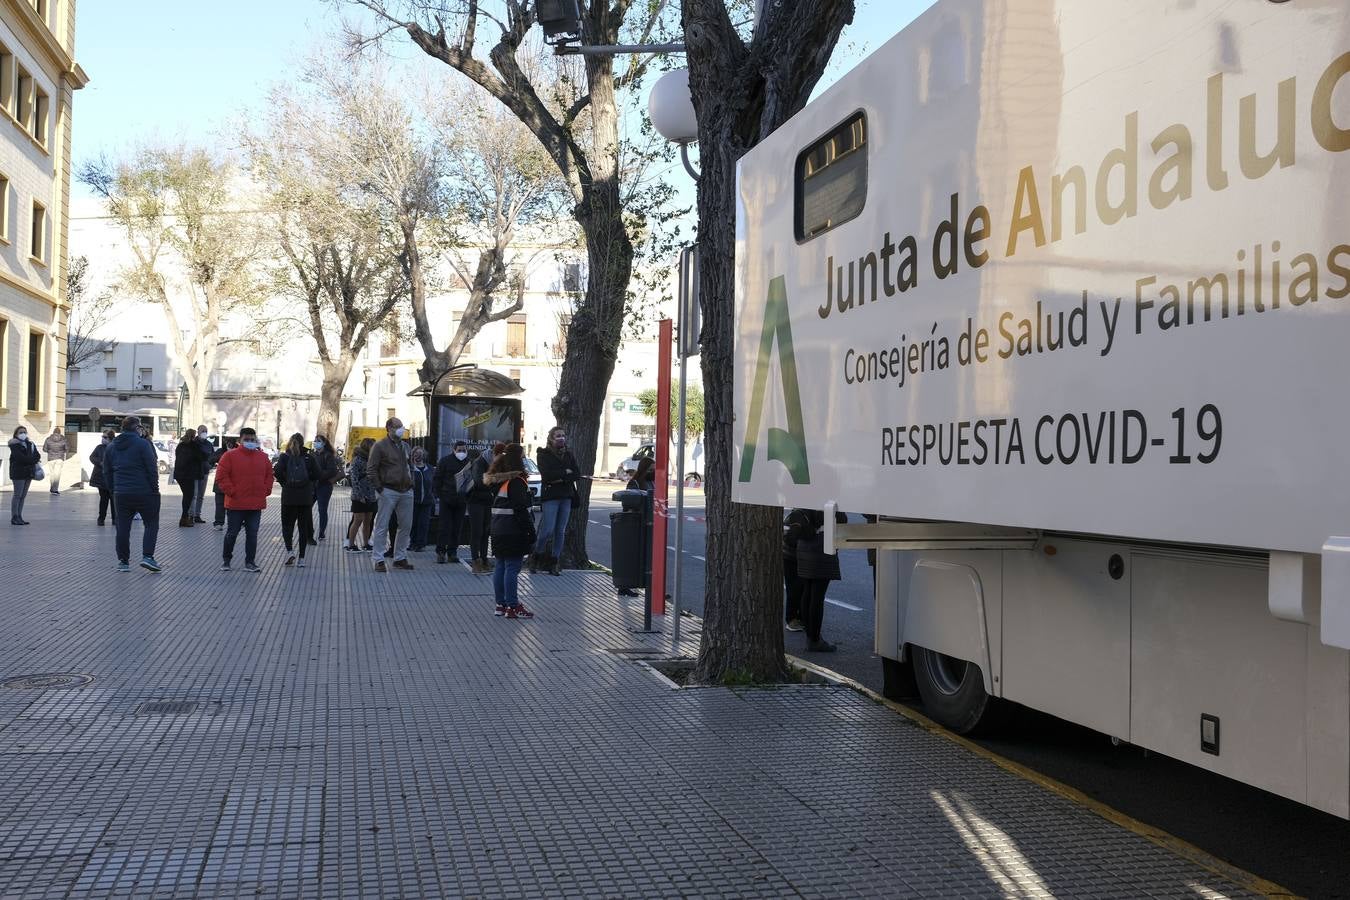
32;463;45;482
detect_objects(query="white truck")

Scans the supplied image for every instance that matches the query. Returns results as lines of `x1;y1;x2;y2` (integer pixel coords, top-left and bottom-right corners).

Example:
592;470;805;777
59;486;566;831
733;0;1350;817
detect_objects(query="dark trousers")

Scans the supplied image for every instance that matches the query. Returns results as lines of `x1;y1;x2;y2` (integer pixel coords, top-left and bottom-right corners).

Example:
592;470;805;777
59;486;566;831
467;503;491;560
177;478;197;518
224;509;262;565
280;504;314;557
97;488;116;524
801;579;829;642
436;500;465;555
784;555;803;623
410;502;433;548
313;482;333;538
114;493;160;563
213;489;226;526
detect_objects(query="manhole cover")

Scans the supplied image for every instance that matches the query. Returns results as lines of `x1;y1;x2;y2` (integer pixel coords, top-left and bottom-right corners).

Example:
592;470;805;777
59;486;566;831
134;700;221;716
0;673;95;690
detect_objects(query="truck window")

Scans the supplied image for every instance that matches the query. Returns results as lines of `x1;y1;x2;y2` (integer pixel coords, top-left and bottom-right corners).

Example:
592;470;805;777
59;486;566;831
795;111;867;241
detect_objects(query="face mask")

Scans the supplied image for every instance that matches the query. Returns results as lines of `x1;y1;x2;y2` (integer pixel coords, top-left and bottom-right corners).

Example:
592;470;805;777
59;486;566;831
455;451;467;461
242;440;259;451
555;436;567;447
314;441;324;451
102;437;110;444
16;432;26;440
393;427;406;439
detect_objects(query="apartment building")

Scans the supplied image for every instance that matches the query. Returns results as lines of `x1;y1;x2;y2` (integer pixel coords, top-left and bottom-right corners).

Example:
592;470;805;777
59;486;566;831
0;0;85;472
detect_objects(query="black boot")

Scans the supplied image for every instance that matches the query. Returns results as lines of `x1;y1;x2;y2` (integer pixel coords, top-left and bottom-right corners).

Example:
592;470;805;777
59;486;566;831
527;552;541;574
549;555;562;576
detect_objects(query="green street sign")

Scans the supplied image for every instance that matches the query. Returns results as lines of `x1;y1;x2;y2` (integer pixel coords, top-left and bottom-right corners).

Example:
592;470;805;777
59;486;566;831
612;398;626;411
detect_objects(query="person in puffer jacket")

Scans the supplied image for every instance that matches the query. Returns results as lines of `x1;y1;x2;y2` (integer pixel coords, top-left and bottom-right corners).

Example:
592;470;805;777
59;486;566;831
486;443;536;619
214;426;276;573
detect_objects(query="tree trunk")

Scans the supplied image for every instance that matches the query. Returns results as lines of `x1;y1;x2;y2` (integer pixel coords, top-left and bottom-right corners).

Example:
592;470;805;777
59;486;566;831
318;356;353;440
186;366;211;432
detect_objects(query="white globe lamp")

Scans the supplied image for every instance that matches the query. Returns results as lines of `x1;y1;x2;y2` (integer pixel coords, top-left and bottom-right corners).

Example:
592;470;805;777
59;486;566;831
648;68;698;145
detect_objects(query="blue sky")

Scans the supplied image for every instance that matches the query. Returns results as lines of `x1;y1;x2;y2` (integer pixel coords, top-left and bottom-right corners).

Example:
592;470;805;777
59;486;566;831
73;0;934;192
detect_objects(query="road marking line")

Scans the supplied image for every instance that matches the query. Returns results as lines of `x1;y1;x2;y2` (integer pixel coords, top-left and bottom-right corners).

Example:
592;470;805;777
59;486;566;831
691;555;705;561
825;598;863;612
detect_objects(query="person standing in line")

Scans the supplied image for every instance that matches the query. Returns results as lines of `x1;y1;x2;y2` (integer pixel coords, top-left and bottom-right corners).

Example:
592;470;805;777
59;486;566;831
367;417;415;573
172;428;206;527
190;425;213;523
215;426;275;573
273;432;319;567
782;507;813;633
408;446;435;552
102;416;162;572
486;443;536;619
41;426;69;494
464;445;497;574
6;426;40;525
210;439;236;531
531;426;579;576
793;507;849;653
344;438;377;553
89;428;117;526
311;434;339;543
432;440;470;565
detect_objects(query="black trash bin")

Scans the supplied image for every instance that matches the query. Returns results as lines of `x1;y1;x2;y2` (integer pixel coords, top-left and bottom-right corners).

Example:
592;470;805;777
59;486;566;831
610;489;650;591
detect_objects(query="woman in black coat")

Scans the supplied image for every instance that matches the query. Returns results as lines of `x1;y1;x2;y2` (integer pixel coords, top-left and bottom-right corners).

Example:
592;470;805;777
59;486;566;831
793;508;849;653
486;443;536;619
89;428;117;526
273;433;321;567
172;429;207;527
7;425;40;525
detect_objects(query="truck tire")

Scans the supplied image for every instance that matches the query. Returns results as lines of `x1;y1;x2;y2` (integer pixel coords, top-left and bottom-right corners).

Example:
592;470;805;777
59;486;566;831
881;656;919;701
911;646;1008;735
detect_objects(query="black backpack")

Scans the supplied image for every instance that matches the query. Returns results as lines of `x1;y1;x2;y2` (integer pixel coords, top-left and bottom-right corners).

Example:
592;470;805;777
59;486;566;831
285;454;310;489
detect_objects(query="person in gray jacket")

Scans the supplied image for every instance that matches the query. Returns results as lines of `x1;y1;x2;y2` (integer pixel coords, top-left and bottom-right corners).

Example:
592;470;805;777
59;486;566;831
41;426;69;494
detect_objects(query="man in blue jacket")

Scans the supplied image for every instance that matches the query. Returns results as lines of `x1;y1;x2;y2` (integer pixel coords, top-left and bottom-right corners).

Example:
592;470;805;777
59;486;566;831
103;416;163;573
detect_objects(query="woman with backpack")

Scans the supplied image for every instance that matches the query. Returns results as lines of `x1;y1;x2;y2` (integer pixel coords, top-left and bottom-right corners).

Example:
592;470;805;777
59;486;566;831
89;428;117;526
345;438;377;553
172;428;207;527
273;433;320;567
486;443;536;619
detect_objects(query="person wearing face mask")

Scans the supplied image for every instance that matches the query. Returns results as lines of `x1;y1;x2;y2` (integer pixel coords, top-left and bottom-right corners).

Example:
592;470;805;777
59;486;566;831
366;417;415;572
102;416;163;572
6;425;40;525
531;426;580;576
190;425;213;523
311;434;339;543
214;426;276;573
41;426;69;494
407;446;435;552
88;429;118;526
432;440;470;565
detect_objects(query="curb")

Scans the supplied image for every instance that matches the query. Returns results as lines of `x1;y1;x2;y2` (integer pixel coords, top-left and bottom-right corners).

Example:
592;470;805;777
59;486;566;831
785;654;1300;900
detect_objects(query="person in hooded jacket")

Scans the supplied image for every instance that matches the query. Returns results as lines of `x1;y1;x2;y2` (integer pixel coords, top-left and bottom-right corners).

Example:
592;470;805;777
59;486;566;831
432;440;470;564
88;428;117;526
486;443;536;619
531;426;579;575
311;434;339;542
273;433;320;567
7;425;40;525
408;446;435;552
102;416;163;572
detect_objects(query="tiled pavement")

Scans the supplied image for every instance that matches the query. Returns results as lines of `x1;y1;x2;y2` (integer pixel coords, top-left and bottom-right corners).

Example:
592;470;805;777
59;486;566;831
0;489;1265;898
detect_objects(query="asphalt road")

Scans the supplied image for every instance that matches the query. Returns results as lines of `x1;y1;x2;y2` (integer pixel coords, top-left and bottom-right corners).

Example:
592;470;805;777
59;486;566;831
581;489;1350;899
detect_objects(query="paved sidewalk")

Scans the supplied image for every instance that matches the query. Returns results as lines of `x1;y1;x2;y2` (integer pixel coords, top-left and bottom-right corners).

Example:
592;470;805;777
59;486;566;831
0;490;1267;898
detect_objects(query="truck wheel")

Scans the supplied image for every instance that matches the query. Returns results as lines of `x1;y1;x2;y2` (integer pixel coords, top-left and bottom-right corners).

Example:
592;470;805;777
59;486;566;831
911;646;1008;735
881;656;919;701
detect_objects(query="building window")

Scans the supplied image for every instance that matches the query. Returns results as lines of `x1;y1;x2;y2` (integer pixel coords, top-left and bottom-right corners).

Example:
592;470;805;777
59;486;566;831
15;66;31;130
381;370;396;396
380;333;399;358
0;47;12;116
253;368;268;390
32;88;47;147
795;112;867;242
386;407;396;422
563;262;583;293
209;368;227;391
30;200;45;263
138;368;153;390
505;314;527;357
508;368;521;386
554;316;570;359
0;174;8;242
104;367;116;390
26;331;44;412
102;348;114;365
0;318;8;408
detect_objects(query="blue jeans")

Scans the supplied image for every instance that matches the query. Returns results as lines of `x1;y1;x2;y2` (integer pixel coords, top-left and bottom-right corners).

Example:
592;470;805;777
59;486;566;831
223;509;262;565
114;493;160;563
313;482;333;537
534;498;571;556
9;478;31;521
493;556;523;607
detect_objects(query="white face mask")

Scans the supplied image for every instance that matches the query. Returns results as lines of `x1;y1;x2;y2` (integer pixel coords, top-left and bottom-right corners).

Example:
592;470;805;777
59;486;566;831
102;437;110;444
16;432;26;440
455;451;467;461
242;440;259;451
393;427;406;439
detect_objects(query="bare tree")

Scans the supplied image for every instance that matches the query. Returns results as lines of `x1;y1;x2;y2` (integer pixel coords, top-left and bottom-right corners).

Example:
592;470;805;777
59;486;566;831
65;255;118;370
80;146;271;427
343;0;674;567
683;0;854;683
247;63;414;439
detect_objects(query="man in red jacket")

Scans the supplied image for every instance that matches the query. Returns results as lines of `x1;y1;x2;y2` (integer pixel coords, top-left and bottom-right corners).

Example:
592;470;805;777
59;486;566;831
215;426;275;572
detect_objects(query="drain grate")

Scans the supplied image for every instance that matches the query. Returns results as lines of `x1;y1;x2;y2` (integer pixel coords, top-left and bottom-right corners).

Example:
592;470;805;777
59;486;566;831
1;673;95;690
134;700;221;716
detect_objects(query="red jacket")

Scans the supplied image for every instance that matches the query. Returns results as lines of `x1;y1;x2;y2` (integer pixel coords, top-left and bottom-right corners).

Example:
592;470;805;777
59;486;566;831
216;446;275;510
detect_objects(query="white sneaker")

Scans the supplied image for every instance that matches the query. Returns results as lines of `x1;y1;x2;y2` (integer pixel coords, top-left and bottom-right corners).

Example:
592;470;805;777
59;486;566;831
297;558;306;568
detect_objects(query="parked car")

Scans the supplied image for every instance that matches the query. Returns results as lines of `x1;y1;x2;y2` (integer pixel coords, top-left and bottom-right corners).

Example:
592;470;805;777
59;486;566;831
615;443;655;480
151;440;174;475
523;457;542;504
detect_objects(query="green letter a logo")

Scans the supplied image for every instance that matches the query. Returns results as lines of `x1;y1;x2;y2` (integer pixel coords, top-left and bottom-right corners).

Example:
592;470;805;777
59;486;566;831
739;276;810;484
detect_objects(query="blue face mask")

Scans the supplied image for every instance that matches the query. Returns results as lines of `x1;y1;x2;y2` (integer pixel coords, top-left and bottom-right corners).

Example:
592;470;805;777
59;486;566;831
314;441;325;451
242;440;259;451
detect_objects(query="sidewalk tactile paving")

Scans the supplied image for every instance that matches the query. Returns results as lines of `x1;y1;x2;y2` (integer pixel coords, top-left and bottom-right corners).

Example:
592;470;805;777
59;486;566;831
0;489;1267;897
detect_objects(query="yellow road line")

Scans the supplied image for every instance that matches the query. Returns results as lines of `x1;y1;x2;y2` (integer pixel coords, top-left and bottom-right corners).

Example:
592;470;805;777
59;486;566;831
785;654;1300;900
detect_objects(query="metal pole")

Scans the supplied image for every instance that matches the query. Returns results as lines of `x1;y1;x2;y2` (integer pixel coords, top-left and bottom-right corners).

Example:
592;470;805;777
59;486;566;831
672;339;688;651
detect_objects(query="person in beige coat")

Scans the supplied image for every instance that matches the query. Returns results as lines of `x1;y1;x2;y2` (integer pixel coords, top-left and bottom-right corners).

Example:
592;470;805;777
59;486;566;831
367;417;415;573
